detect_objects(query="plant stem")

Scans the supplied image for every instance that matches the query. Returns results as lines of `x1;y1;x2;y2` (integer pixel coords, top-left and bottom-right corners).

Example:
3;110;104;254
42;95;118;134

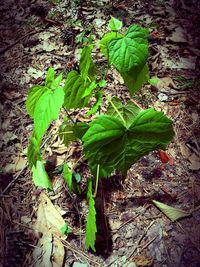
59;131;74;134
93;164;100;198
65;109;76;124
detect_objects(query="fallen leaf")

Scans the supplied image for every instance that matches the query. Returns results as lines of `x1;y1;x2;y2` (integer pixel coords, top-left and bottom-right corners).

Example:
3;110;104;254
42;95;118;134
1;118;11;130
27;67;44;79
3;91;21;100
0;132;18;147
155;77;177;90
32;192;66;267
132;255;154;266
53;145;68;155
158;93;168;102
4;156;27;173
72;263;88;267
158;150;170;163
56;154;66;166
164;56;196;70
169;27;187;43
189;154;200;170
152;200;191;222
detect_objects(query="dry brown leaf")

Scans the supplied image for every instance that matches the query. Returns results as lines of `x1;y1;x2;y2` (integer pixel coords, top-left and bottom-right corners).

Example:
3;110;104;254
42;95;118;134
32;192;65;267
155;77;177;91
3;91;21;100
169;27;187;43
56;154;66;166
189;154;200;170
132;255;154;266
53;145;68;155
4;156;27;173
0;132;18;147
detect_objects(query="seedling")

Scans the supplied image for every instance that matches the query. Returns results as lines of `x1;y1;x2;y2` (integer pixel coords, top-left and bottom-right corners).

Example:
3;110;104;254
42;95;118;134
26;17;174;251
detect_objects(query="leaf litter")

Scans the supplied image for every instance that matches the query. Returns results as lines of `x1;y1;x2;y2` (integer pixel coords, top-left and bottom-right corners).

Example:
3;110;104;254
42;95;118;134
1;0;200;266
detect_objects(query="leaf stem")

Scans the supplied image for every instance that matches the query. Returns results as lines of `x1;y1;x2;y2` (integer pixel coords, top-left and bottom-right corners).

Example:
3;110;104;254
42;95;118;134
65;109;76;124
108;97;126;125
93;164;100;198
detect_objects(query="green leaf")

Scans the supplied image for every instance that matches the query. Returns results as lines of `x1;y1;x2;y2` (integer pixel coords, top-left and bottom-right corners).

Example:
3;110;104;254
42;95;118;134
106;97;141;127
34;87;64;140
108;24;149;73
63;162;73;191
149;78;160;86
73;172;81;183
45;67;55;87
83;108;174;176
27;134;41;167
99;32;124;57
81;81;98;98
63;70;91;109
51;73;63;90
98;79;107;88
152;200;191;222
60;223;72;235
121;64;150;95
26;85;48;118
85;179;97;252
32;160;52;189
108;16;123;31
86;91;103;116
73;122;89;139
80;45;96;81
45;67;62;90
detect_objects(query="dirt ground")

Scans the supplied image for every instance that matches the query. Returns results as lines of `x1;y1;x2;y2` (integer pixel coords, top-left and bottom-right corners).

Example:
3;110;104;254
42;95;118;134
0;0;200;266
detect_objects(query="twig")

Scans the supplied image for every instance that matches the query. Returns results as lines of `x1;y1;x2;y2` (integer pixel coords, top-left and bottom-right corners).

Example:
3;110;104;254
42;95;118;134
126;220;155;262
139;235;157;252
60;238;102;266
0;30;42;55
116;205;149;231
0;163;29;196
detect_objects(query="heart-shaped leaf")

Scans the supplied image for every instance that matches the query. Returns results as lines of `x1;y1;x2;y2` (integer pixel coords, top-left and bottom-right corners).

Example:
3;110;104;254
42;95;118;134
99;32;123;57
34;87;64;140
106;97;141;127
83;106;174;176
108;25;149;73
108;16;123;31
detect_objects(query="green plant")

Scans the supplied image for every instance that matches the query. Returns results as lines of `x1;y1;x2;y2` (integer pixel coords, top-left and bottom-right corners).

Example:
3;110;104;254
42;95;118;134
26;17;174;251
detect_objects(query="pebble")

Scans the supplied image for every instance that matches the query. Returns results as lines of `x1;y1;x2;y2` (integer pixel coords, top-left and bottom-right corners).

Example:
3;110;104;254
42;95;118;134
158;92;168;102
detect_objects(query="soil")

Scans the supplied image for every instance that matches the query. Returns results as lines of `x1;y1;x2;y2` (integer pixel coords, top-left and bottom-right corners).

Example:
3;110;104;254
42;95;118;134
0;0;200;267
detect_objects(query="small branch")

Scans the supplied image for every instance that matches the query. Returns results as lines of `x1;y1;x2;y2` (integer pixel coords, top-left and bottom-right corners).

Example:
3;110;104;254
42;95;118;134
0;163;28;196
0;30;42;55
65;109;76;124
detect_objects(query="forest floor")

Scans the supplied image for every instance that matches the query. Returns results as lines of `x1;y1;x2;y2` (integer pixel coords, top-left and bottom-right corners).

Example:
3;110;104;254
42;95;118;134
0;0;200;266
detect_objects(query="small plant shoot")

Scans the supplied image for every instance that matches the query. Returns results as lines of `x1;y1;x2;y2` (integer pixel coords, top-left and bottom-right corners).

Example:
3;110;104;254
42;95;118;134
26;16;174;252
